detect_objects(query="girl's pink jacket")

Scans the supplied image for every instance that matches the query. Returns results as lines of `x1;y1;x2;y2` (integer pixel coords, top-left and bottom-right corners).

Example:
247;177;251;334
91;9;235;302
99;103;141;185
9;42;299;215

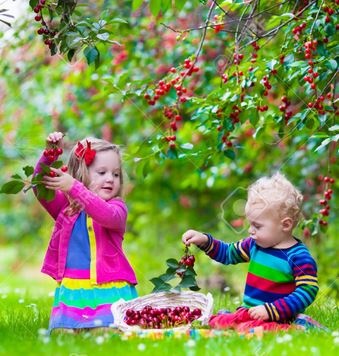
34;155;137;285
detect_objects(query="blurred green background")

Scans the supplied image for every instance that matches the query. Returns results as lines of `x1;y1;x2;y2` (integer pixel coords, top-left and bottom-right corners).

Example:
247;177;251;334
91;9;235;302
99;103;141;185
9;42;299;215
0;0;337;305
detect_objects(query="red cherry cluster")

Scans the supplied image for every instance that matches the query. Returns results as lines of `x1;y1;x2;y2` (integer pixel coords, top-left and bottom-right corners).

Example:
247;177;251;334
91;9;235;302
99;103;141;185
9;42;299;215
279;96;293;123
125;305;202;329
176;252;195;278
144;58;199;106
302;40;320;94
213;15;223;34
233;52;244;65
307;94;331;115
162;106;183;149
249;41;260;64
292;22;306;38
33;0;57;48
257;104;268;112
323;6;335;23
261;75;272;97
43;146;63;161
49;165;67;177
318;175;335;226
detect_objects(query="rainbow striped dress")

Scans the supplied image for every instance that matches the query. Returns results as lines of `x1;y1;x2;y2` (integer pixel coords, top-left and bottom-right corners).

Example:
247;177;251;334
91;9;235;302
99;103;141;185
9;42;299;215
49;211;137;331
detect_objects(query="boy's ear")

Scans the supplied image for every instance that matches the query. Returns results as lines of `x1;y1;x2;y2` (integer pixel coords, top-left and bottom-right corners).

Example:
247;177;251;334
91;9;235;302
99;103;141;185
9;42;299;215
281;217;293;231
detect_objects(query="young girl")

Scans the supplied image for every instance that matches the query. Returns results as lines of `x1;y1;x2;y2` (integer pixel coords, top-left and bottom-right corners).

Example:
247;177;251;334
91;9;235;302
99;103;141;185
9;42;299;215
182;173;321;332
34;131;138;333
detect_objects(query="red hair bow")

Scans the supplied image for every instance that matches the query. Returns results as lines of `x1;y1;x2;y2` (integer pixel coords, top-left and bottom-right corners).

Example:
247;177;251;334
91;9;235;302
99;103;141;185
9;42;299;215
75;140;96;166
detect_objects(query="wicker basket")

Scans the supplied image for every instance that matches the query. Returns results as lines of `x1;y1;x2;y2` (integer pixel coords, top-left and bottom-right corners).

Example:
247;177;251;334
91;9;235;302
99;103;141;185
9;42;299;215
111;291;214;332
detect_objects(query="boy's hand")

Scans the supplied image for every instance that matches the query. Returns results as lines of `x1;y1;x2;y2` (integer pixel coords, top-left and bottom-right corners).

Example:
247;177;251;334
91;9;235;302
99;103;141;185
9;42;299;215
182;229;208;247
43;168;75;192
46;131;64;148
248;305;269;321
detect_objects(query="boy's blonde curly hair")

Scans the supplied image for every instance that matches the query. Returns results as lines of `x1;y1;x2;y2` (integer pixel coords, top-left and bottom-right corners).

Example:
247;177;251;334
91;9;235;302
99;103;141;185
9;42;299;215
246;172;303;226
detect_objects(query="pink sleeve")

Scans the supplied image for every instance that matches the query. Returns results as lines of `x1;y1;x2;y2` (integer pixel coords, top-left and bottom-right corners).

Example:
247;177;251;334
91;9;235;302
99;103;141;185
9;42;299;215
67;180;127;230
33;154;68;220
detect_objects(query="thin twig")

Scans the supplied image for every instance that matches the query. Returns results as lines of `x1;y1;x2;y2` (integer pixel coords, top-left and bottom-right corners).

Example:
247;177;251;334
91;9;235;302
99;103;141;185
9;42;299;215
310;0;325;35
179;0;217;84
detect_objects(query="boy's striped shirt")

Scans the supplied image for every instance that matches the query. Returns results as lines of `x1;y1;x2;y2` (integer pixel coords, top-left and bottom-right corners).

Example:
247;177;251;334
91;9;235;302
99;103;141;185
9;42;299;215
200;235;318;322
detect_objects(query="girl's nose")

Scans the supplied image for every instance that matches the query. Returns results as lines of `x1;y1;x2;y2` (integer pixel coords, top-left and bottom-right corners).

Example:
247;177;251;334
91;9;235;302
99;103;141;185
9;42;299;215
106;173;114;181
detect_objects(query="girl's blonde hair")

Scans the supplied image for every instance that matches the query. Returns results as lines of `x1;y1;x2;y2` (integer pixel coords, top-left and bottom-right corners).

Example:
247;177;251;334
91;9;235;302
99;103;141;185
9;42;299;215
247;172;303;226
66;137;123;215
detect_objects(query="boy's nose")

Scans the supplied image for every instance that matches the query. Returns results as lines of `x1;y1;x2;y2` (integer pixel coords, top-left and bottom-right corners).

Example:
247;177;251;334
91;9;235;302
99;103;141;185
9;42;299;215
248;226;255;235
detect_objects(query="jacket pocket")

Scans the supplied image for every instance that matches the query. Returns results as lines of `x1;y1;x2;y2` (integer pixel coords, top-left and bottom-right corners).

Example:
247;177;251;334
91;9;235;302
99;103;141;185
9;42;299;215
102;252;120;273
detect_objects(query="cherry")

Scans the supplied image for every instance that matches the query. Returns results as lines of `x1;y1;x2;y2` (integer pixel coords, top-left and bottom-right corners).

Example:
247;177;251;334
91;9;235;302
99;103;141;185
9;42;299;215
61;165;68;172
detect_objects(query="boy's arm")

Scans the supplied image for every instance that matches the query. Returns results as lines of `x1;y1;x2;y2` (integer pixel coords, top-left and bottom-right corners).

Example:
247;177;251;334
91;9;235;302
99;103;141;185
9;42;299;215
199;234;252;265
264;249;318;322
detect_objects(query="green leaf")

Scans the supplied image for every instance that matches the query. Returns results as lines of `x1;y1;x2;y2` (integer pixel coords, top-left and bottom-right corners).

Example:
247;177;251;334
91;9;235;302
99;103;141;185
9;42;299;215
325;23;336;37
39;163;51;174
149;0;161;16
177;275;198;289
111;18;128;25
325;59;337;71
184;266;197;277
315;135;339;152
11;174;22;180
51;160;63;169
23;166;34;177
150;277;171;292
36;184;55;201
166;258;179;269
161;0;171;13
224;149;235;160
96;33;110;41
29;0;38;10
158;271;176;282
132;0;144;11
67;49;76;61
84;46;100;67
329;125;339;132
0;180;25;194
175;0;187;11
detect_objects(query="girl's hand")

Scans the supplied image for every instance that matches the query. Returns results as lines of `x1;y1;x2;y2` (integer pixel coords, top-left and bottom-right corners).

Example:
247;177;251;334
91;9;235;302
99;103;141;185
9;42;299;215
46;132;64;149
182;229;208;247
43;168;75;192
248;305;269;321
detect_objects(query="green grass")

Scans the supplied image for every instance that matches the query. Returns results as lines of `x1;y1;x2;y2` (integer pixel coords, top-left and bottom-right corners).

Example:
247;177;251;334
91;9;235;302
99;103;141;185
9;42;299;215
0;277;338;356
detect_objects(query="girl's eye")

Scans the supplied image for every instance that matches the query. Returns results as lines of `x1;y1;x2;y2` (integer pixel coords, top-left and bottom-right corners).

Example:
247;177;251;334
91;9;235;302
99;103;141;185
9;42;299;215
114;173;120;177
98;171;105;175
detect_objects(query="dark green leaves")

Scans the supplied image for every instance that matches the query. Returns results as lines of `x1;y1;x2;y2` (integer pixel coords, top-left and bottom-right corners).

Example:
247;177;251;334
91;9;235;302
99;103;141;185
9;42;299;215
84;46;100;67
0;181;25;194
150;248;200;293
0;161;63;201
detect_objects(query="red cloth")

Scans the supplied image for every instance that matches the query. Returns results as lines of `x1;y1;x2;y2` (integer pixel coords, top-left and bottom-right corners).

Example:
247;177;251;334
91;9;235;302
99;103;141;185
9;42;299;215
209;307;292;332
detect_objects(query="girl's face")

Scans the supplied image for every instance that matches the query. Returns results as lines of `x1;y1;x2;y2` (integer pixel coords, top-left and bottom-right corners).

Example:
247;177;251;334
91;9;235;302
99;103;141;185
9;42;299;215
88;150;121;201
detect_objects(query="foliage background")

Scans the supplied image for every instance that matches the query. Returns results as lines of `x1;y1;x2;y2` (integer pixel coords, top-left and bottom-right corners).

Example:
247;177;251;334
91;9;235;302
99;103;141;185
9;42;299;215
0;0;338;312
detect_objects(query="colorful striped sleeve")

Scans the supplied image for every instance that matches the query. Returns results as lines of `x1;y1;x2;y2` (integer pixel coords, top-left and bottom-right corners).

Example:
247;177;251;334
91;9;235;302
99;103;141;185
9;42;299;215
199;234;251;265
264;244;319;322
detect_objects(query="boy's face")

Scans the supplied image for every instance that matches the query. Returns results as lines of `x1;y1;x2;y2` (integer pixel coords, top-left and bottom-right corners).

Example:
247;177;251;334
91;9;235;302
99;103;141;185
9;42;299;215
245;202;291;249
